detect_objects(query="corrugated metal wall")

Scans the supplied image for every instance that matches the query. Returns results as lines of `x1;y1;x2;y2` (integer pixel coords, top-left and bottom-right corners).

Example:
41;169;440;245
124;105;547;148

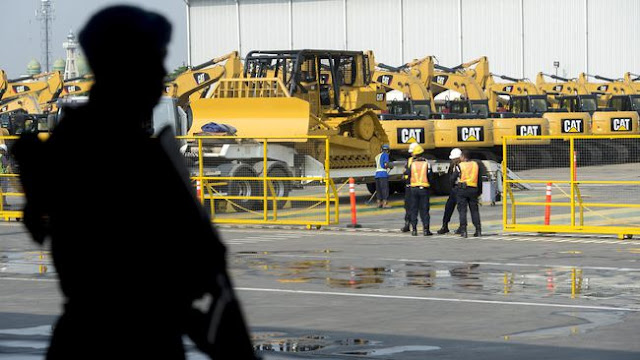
188;0;639;80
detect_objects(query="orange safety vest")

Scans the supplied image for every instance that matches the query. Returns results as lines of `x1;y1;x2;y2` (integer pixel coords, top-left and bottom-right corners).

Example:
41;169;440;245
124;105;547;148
459;161;479;187
410;160;430;187
403;157;414;180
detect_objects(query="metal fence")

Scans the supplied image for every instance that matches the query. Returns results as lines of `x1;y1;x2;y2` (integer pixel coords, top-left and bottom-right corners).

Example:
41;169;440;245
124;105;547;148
503;135;640;238
179;135;339;228
0;135;339;228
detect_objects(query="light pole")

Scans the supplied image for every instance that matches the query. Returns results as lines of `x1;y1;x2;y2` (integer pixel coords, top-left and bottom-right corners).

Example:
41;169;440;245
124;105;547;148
553;61;560;82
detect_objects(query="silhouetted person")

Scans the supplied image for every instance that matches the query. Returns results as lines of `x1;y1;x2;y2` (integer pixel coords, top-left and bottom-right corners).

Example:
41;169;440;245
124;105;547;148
12;6;255;359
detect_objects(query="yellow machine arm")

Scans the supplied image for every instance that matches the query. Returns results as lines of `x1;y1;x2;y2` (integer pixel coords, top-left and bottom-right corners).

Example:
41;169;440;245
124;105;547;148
576;73;636;106
623;72;640;94
163;51;243;108
484;74;540;112
536;72;589;95
451;56;491;89
0;71;63;114
0;70;7;101
60;75;94;97
429;62;488;101
371;58;434;107
0;95;41;115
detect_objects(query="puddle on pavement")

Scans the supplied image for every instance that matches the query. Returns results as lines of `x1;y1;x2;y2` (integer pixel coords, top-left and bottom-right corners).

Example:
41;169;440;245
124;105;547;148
251;333;377;353
234;253;640;300
0;251;55;276
504;311;627;339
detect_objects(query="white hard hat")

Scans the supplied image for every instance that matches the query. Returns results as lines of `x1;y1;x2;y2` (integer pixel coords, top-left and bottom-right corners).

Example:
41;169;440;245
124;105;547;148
0;144;7;152
449;148;462;159
408;142;418;154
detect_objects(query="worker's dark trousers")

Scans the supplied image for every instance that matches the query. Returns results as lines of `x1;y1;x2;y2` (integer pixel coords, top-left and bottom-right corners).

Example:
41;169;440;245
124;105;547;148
375;177;390;201
403;185;412;222
410;187;430;227
441;187;458;226
457;187;481;229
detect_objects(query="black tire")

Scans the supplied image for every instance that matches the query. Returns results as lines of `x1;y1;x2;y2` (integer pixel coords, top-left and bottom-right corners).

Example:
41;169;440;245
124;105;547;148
218;163;262;212
366;182;376;195
390;181;406;194
266;166;291;210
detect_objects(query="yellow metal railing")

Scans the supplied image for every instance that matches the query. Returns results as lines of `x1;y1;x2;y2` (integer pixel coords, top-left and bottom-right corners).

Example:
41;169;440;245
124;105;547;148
503;135;640;239
180;135;338;228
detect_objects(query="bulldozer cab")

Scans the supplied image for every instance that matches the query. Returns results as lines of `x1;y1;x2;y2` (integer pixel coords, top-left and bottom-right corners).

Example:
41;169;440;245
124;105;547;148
509;95;548;114
557;95;599;113
244;50;375;117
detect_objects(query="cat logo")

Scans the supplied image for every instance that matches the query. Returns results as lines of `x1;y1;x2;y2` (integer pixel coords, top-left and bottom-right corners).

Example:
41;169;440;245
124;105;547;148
503;85;514;93
597;85;609;92
561;119;584;133
553;85;563;92
193;72;210;85
435;75;448;86
376;93;385;102
612;117;632;132
518;125;542;136
457;126;484;142
378;75;393;86
1;106;7;112
13;85;28;93
64;85;79;93
397;128;425;144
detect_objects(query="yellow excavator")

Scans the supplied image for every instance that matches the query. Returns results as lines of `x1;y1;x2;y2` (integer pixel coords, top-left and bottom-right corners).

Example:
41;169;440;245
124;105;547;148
163;51;243;109
370;55;436;153
537;73;639;163
188;50;388;169
60;75;94;97
577;73;640;115
0;71;64;115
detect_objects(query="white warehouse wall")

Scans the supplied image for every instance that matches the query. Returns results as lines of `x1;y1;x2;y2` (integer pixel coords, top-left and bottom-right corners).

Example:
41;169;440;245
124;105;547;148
188;0;639;80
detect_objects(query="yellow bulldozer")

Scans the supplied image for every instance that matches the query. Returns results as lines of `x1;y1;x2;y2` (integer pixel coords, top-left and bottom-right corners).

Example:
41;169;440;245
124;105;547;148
189;50;389;169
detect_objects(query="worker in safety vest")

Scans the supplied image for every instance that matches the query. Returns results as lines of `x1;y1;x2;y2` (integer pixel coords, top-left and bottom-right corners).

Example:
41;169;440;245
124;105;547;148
401;142;419;232
437;148;462;235
453;150;482;238
374;144;392;208
405;144;433;236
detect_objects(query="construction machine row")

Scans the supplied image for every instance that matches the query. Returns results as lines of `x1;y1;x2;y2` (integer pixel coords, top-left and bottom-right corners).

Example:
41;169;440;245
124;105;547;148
1;51;639;195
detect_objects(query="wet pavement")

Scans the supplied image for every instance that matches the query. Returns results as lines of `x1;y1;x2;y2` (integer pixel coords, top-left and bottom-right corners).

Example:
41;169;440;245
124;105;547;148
2;218;640;358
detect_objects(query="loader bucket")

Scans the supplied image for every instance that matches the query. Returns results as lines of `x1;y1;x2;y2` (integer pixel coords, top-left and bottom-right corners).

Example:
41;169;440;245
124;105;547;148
188;97;311;141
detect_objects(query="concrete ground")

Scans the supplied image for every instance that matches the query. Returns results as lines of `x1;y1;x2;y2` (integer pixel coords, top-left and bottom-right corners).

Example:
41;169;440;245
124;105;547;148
1;193;640;359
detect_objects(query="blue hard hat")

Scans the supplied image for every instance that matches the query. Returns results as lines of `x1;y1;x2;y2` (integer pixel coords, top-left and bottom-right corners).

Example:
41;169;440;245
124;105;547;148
381;144;390;150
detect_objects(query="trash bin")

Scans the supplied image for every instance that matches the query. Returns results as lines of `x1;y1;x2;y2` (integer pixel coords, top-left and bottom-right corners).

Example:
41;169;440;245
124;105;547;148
481;177;497;206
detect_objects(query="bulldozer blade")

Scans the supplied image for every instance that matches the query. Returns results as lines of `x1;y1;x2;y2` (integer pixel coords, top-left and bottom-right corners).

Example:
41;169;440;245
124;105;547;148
189;97;311;141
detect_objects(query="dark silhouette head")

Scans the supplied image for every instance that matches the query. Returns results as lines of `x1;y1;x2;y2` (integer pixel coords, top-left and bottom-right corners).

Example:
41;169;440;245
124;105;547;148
79;6;171;115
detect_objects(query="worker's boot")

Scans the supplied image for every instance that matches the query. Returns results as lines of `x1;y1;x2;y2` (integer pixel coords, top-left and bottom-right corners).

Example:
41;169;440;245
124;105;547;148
376;200;382;208
382;200;390;208
411;225;418;236
436;225;449;234
460;227;468;238
424;226;433;236
401;221;410;233
473;227;482;237
454;228;462;235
